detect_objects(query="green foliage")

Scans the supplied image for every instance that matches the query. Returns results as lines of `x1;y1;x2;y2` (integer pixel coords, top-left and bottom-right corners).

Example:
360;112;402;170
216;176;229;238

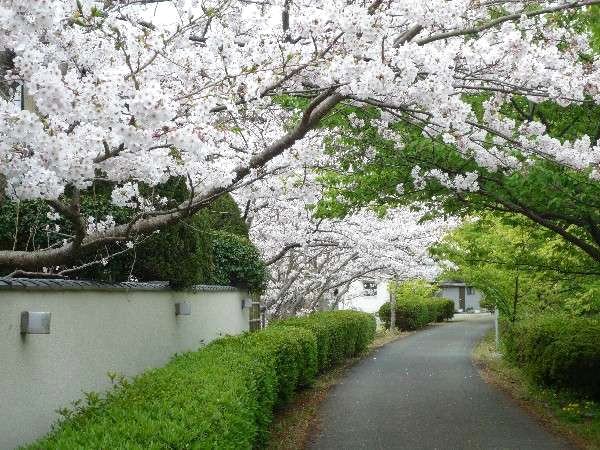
25;311;374;450
247;327;318;405
379;299;453;330
504;314;600;399
431;215;600;319
208;231;268;293
122;218;213;290
0;182;131;256
378;280;453;330
315;109;600;264
436;299;456;322
389;279;439;302
272;310;376;373
0;179;266;291
196;193;249;237
311;14;600;264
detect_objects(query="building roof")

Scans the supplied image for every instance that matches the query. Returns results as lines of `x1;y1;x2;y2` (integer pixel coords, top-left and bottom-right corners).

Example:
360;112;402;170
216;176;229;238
0;277;237;292
438;281;469;287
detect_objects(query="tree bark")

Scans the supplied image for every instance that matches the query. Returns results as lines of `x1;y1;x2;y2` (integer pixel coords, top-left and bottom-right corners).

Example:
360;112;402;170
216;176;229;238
389;288;397;331
511;273;519;323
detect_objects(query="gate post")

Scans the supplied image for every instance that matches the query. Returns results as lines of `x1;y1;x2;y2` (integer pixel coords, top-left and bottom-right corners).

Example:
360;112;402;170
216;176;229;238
249;292;262;332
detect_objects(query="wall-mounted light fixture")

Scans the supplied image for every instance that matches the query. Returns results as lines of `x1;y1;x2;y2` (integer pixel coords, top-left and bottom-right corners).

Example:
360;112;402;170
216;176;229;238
175;301;191;316
20;311;51;334
241;298;252;310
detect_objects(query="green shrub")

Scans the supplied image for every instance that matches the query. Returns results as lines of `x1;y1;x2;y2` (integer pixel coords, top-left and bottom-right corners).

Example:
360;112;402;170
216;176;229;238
379;279;452;330
504;314;600;399
27;335;277;449
379;298;453;330
208;231;268;293
126;217;213;289
272;310;376;372
245;326;317;405
25;311;372;449
0;178;266;291
430;299;455;322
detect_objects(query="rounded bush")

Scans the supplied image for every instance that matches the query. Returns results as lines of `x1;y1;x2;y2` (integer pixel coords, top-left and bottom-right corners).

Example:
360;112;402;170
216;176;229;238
208;231;268;293
504;314;600;398
379;298;453;331
430;299;455;322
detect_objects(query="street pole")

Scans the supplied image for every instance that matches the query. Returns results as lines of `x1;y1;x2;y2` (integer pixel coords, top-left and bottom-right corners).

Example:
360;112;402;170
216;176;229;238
494;307;500;350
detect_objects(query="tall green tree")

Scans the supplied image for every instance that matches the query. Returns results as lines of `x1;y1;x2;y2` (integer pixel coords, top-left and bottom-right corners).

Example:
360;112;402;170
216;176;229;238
430;215;600;319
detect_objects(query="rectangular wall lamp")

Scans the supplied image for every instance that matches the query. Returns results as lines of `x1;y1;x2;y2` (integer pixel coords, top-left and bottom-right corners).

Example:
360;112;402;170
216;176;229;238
175;301;192;316
241;298;252;310
20;311;51;334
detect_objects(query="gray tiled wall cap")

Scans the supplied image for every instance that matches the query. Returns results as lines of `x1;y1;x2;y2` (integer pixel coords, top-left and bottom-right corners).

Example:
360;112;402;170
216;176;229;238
0;277;237;292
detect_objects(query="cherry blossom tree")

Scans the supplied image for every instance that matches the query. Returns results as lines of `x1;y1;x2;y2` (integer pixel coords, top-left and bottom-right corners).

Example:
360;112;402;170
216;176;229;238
236;148;456;316
258;206;454;317
1;0;599;272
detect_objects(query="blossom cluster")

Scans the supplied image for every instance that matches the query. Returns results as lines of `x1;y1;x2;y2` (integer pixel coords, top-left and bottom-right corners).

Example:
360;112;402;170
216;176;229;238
0;0;597;205
0;0;597;272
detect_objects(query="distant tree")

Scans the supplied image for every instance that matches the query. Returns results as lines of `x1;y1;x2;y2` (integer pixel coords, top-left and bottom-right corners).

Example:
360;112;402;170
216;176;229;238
430;215;600;319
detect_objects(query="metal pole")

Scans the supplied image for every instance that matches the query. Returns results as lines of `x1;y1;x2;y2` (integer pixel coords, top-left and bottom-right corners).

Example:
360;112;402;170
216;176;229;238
389;290;396;332
494;307;500;349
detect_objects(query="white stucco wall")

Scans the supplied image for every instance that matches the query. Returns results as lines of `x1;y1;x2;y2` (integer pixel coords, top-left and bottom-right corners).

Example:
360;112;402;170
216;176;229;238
0;283;249;449
339;280;389;314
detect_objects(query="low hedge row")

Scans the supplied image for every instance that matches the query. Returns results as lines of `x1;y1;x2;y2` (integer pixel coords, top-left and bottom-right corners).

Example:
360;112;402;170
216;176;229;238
273;310;377;372
27;310;374;449
379;298;454;331
503;314;600;399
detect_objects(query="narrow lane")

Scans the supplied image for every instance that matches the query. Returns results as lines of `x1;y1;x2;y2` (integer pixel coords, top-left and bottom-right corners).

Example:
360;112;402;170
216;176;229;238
309;314;572;450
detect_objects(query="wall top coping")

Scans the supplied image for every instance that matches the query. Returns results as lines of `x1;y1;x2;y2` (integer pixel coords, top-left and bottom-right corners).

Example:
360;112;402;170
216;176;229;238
437;281;468;287
0;277;238;292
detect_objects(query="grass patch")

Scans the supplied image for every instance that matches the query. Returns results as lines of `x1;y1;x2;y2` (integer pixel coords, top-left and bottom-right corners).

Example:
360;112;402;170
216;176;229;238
266;328;406;450
474;331;600;450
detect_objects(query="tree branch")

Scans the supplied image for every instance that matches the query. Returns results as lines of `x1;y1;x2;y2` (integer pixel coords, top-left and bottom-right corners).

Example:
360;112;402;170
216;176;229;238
0;92;345;270
416;1;600;46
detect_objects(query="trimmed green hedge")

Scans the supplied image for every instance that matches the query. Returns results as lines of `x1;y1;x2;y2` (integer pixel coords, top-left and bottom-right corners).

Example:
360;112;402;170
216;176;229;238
26;311;374;449
432;299;455;322
272;310;377;372
503;314;600;399
379;298;454;331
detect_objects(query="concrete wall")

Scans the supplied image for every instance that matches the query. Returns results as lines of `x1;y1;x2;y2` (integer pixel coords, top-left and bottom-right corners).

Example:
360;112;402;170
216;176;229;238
440;286;483;312
0;280;249;449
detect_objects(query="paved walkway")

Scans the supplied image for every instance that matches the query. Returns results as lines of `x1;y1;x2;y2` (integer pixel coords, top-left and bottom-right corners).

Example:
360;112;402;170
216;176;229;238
309;314;573;450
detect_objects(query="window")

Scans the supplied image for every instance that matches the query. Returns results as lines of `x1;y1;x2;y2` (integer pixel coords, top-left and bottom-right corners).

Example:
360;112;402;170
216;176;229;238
466;286;474;295
362;281;377;296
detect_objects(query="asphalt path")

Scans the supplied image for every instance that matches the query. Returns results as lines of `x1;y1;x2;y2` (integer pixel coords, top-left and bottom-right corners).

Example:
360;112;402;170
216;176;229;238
309;314;573;450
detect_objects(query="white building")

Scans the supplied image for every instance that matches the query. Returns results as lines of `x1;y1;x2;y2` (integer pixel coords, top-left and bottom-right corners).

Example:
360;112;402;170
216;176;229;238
338;279;390;314
339;279;486;315
438;281;484;312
